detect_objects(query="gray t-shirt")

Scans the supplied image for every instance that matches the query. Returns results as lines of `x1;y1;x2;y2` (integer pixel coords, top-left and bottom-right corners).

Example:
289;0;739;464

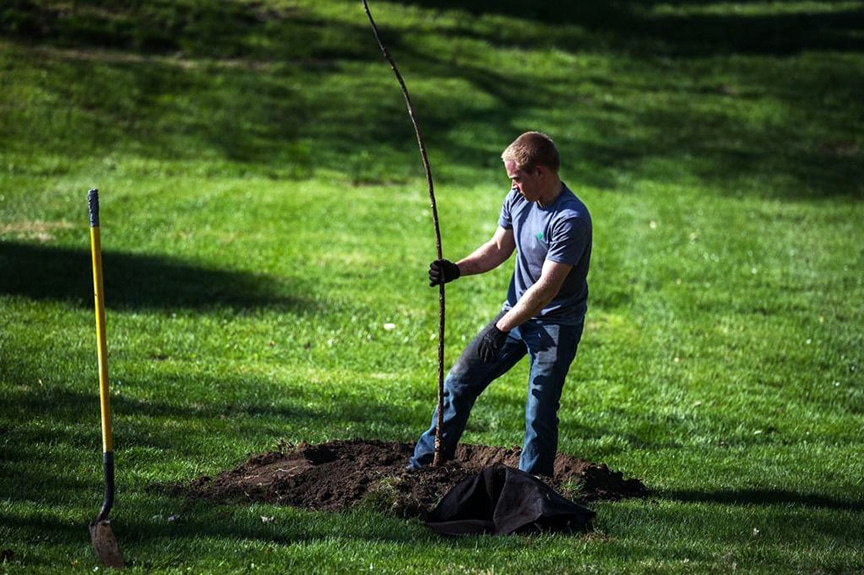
498;183;592;325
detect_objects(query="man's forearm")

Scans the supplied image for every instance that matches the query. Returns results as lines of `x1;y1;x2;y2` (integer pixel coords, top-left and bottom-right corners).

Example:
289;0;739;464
495;281;557;332
455;226;515;277
495;260;573;332
457;254;501;276
457;242;510;276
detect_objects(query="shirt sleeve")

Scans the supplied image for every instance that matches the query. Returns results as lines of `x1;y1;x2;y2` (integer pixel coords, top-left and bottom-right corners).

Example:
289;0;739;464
497;189;517;230
547;214;590;266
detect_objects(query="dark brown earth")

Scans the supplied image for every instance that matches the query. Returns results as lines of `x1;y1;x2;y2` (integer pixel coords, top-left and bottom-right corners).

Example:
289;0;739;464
177;439;647;519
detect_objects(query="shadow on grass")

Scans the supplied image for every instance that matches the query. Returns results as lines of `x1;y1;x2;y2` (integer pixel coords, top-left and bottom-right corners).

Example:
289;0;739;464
0;0;375;61
1;1;861;201
0;375;421;504
0;383;322;509
0;242;312;312
0;512;423;574
117;502;428;552
399;0;864;56
6;0;862;57
0;385;320;434
661;489;864;512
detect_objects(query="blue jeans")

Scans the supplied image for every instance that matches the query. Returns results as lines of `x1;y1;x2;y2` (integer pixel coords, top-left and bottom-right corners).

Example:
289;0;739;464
409;315;584;476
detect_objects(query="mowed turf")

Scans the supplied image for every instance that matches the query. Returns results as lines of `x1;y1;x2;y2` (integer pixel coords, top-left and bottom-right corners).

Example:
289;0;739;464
1;1;862;573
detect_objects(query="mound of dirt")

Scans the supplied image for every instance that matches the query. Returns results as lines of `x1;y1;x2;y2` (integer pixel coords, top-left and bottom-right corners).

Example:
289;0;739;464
178;439;647;518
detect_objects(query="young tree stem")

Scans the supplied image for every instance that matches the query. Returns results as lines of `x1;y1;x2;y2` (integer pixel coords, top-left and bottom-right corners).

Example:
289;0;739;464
361;0;446;466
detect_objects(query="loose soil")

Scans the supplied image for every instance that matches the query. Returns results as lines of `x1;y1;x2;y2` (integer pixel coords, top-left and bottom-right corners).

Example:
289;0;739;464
178;439;647;519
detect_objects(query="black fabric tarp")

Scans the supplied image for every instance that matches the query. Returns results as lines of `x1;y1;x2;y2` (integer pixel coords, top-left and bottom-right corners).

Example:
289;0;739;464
425;464;596;535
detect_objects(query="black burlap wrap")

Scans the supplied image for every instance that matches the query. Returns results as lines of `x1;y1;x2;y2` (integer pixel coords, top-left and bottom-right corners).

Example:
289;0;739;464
425;464;595;536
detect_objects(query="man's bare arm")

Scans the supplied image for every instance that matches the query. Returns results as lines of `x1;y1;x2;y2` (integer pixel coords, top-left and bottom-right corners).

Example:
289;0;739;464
496;259;572;332
456;226;515;276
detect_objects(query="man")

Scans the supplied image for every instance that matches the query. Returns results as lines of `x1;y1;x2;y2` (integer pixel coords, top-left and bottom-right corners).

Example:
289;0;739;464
409;131;592;477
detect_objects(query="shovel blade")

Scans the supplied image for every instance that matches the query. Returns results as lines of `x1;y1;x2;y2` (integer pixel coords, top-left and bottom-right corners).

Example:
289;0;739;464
89;520;124;568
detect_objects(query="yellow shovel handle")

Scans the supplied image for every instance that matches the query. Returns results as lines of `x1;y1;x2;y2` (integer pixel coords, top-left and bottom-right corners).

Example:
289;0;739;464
89;189;112;454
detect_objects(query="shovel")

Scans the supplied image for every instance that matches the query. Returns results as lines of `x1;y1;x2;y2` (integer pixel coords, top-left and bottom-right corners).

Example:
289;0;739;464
87;189;125;569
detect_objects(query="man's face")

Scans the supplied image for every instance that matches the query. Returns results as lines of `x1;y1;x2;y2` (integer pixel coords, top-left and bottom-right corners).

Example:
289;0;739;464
504;160;543;203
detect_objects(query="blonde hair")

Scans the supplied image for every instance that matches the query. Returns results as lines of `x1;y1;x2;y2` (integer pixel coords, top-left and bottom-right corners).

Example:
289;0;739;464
501;131;560;173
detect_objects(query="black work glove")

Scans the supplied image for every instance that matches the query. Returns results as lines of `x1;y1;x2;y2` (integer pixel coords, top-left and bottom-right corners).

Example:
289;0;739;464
428;259;461;287
477;324;509;364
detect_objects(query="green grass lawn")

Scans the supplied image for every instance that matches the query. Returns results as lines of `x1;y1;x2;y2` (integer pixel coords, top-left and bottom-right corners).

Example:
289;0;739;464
1;1;863;573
